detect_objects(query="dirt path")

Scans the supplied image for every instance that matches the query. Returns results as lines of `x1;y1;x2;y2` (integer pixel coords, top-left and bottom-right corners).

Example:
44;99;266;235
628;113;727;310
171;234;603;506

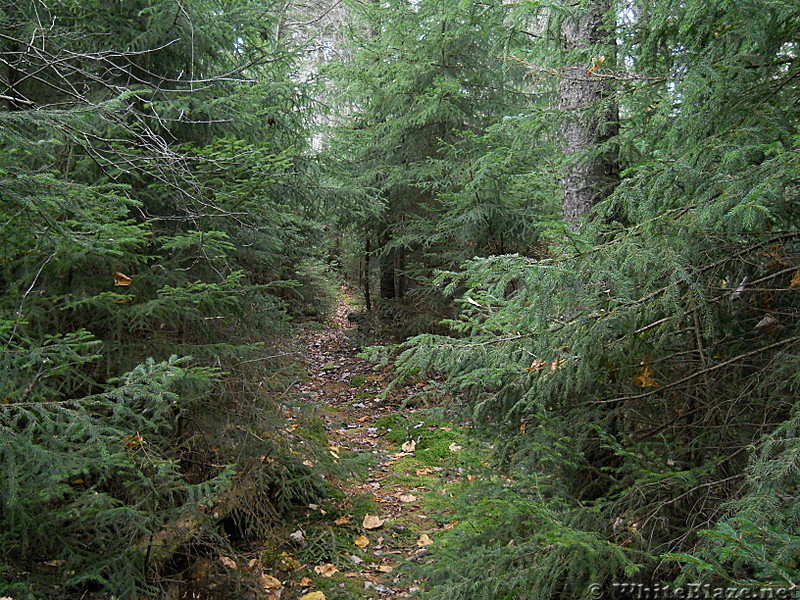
283;293;469;600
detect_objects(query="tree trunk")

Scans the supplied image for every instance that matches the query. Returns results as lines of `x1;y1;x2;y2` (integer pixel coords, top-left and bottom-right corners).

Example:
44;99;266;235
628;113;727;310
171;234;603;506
379;228;396;300
559;0;619;224
363;237;372;311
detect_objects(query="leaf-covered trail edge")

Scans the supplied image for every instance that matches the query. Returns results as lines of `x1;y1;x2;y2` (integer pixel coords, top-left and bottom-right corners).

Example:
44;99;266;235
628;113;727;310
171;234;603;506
282;292;479;600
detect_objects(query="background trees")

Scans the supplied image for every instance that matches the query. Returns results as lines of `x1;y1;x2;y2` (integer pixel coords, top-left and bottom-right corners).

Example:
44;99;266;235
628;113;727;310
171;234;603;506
325;0;553;331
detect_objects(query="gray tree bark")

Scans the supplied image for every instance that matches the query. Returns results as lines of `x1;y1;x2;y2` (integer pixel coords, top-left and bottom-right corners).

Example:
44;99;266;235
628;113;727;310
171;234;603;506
559;1;619;224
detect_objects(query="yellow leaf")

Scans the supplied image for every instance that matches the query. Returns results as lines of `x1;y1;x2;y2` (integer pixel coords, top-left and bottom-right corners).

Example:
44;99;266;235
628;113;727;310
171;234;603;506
417;534;434;547
334;516;351;526
123;434;144;449
354;535;370;548
401;439;416;452
113;272;132;286
314;563;338;578
300;592;327;600
375;564;394;573
362;514;385;530
278;552;303;570
527;359;548;371
299;576;314;587
632;364;659;388
260;574;283;589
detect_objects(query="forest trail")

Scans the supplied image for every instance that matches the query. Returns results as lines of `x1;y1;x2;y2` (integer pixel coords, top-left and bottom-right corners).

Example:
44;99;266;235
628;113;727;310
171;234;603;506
284;292;467;600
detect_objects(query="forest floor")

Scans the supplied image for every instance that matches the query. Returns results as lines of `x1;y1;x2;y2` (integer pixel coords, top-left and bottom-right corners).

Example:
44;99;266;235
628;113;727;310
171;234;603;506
276;291;484;600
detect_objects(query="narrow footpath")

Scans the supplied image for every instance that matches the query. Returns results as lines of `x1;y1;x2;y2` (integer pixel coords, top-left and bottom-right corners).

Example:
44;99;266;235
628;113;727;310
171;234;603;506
280;293;476;600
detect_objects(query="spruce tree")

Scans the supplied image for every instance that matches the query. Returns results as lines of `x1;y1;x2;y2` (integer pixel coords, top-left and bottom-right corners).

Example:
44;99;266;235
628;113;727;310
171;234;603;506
327;0;546;329
388;0;800;597
0;1;333;596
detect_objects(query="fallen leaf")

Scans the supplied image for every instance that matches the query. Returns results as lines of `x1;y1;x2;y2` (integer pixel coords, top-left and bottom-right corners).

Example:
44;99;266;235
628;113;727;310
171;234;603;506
399;494;417;503
299;592;327;600
401;440;416;453
527;359;548;371
278;552;303;570
791;270;800;288
375;564;394;573
363;514;385;530
302;459;314;467
123;434;144;449
314;563;338;578
220;556;237;570
334;516;351;526
289;529;305;543
448;443;463;452
632;364;659;388
354;535;370;548
417;534;434;547
440;426;452;431
260;574;283;589
113;272;132;286
299;576;314;587
415;467;434;476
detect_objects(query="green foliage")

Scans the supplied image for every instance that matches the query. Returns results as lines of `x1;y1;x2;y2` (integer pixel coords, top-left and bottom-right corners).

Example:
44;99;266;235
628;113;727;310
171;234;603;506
0;0;338;597
359;0;800;597
0;356;229;598
415;476;642;600
326;0;551;324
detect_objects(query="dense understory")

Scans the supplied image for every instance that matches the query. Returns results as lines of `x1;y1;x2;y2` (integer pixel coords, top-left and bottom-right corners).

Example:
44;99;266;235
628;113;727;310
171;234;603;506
2;0;799;598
